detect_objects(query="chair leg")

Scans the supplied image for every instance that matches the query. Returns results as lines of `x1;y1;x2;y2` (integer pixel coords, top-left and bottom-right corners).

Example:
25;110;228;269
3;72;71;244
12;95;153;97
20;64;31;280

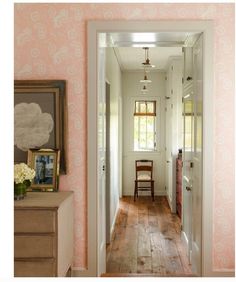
134;181;137;202
151;181;154;201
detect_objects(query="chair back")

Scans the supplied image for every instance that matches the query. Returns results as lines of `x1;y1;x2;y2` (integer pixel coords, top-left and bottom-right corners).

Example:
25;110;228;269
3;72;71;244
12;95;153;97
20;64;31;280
135;160;153;180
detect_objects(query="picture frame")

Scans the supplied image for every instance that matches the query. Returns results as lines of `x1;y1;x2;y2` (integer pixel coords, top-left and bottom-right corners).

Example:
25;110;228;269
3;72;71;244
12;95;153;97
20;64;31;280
27;149;60;192
14;80;67;174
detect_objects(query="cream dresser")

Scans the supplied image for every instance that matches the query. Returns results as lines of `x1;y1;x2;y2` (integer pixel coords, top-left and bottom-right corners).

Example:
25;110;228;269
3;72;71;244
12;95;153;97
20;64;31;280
14;191;74;277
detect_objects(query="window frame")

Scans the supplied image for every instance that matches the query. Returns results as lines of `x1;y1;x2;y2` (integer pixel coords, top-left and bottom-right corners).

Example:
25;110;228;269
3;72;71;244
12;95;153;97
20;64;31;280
132;98;160;153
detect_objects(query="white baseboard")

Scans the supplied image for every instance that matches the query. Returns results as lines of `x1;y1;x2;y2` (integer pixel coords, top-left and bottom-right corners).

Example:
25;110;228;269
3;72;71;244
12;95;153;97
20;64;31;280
110;200;119;240
181;231;189;250
72;267;95;277
207;270;235;277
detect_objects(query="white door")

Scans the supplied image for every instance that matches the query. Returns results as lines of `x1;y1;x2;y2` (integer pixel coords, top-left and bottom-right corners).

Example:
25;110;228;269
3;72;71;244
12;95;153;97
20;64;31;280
165;70;173;206
182;35;203;276
97;40;106;275
191;34;203;276
105;82;111;244
182;80;194;261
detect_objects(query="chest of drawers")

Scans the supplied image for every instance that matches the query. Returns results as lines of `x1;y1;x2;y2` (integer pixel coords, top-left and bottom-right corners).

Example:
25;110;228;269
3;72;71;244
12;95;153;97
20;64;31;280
14;191;73;277
176;157;182;219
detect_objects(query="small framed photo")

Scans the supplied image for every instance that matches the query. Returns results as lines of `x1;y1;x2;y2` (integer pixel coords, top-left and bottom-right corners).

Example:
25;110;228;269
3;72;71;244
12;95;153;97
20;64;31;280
27;149;60;192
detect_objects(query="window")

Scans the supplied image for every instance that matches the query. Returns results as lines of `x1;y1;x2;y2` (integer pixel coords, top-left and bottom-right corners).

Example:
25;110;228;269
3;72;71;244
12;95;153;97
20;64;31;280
134;100;157;151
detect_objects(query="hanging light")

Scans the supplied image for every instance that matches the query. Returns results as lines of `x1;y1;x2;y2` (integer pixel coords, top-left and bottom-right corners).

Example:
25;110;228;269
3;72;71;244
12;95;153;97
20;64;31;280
142;47;155;68
141;85;148;92
140;69;152;83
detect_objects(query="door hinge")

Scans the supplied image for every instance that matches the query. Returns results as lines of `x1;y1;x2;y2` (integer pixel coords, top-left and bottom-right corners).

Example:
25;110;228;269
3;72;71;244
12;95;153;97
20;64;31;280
165;76;167;80
171;104;173;109
171;89;173;94
171;66;173;71
165;186;167;190
190;161;194;168
182;77;184;84
165;107;167;112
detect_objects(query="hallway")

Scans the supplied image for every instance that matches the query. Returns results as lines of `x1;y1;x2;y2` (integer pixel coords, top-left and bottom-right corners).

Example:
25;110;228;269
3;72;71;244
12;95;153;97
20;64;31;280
106;196;193;276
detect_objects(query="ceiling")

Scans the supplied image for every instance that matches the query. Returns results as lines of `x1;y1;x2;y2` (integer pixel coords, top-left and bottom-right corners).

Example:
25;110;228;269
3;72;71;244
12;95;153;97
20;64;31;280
115;47;183;71
106;32;199;71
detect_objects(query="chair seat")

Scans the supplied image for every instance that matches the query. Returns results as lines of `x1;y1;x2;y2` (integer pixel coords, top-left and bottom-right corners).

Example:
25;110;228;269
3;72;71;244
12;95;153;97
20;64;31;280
137;174;151;181
134;160;154;201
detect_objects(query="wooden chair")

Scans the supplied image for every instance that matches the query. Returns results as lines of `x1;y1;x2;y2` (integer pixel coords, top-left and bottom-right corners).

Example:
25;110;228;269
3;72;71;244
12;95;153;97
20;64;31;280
134;160;154;201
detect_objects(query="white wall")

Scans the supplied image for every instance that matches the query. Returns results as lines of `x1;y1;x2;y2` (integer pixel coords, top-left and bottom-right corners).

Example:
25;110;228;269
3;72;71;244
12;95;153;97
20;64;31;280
105;48;122;237
122;71;166;196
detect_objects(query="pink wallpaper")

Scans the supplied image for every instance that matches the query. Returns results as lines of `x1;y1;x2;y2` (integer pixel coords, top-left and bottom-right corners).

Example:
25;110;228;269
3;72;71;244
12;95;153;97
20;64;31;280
14;3;234;271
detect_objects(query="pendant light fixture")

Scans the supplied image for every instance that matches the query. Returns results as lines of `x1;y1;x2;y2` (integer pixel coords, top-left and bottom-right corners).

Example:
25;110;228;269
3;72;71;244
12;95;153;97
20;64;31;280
142;47;155;68
141;85;148;92
140;69;152;83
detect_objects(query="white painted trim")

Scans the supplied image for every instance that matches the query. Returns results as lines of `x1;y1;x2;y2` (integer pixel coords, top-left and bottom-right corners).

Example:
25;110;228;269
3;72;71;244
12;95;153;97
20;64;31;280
72;267;94;277
88;20;214;277
87;22;98;277
164;55;183;71
110;200;119;241
181;231;189;251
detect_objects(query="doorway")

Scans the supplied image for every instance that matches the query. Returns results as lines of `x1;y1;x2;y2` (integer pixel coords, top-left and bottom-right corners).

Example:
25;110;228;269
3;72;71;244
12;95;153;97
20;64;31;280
87;21;214;277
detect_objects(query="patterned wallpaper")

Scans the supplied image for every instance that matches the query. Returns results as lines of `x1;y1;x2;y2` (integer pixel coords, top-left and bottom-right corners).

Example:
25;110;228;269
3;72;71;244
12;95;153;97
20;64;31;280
14;3;234;271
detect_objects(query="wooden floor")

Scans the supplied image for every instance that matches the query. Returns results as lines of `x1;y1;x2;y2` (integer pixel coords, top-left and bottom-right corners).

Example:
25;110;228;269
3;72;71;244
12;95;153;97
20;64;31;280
105;196;193;277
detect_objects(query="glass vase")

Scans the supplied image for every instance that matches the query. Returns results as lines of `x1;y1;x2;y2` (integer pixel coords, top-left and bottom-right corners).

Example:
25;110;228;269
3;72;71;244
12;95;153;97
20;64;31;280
14;182;27;200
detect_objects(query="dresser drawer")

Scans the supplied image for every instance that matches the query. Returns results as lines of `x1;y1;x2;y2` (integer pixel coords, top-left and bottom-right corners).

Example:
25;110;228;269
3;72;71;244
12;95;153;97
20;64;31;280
15;210;56;233
14;259;56;277
15;235;56;258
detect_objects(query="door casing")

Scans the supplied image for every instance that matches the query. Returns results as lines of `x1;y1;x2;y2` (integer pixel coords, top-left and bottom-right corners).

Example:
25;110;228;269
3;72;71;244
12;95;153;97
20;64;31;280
86;20;214;277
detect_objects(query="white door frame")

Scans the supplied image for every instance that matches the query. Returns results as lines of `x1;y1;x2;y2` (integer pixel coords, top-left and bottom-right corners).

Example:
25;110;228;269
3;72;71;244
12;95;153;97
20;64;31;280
86;20;214;277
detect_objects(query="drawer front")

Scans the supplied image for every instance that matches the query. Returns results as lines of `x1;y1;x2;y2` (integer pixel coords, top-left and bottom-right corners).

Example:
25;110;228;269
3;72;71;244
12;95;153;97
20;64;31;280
15;235;56;258
15;210;56;233
14;259;56;277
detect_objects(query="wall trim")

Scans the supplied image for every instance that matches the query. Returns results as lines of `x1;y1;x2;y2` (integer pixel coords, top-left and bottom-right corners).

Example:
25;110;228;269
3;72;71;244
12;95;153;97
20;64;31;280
72;267;94;277
88;20;215;277
110;200;119;241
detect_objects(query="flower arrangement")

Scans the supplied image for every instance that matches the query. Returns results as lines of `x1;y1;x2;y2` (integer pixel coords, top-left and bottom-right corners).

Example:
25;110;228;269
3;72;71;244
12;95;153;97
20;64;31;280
14;163;35;185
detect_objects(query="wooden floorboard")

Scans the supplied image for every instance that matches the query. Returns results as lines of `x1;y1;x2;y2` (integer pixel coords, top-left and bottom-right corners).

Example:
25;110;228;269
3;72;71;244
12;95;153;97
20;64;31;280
106;196;193;277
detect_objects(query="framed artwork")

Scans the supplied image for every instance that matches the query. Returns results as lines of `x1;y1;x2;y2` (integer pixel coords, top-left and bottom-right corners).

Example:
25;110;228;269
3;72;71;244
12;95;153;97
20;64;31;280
27;149;60;192
14;80;67;174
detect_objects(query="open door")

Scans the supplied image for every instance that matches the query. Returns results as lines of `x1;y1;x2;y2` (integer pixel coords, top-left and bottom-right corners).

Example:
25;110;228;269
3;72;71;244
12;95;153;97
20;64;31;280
191;34;203;275
105;81;111;244
182;34;203;276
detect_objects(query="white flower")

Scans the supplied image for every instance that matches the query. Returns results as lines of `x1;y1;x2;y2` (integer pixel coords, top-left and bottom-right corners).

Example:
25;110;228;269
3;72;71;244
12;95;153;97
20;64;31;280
14;163;36;184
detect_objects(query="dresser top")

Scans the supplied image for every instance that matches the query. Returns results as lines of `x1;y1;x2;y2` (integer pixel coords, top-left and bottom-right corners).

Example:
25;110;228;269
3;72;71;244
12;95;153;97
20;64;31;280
14;191;73;209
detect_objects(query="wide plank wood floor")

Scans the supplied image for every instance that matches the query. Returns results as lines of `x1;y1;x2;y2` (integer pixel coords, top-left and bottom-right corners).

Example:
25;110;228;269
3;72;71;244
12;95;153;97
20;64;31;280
105;196;193;277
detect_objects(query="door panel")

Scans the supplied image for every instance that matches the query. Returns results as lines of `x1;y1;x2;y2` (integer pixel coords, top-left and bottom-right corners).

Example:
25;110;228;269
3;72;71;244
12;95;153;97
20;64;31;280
105;82;111;244
182;81;194;261
182;35;203;276
191;35;203;276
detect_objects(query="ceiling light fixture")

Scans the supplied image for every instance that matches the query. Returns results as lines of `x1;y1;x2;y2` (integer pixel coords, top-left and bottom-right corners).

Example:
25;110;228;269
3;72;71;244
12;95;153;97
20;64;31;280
141;85;148;92
142;47;155;68
140;69;152;83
